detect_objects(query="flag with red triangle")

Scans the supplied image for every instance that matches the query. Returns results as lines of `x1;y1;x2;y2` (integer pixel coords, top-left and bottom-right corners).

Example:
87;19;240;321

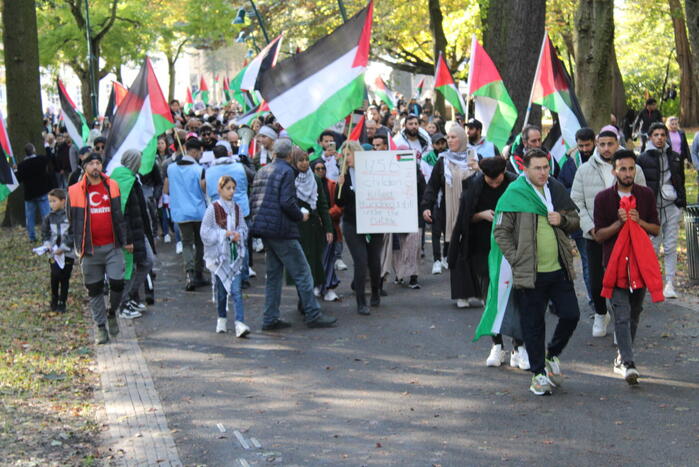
371;76;396;110
349;114;365;141
414;77;425;99
0;110;18;202
185;87;194;113
434;52;466;115
57;79;89;147
198;75;210;104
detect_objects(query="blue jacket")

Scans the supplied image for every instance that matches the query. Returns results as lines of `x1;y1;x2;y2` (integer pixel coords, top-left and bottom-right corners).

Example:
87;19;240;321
249;158;303;239
167;156;206;223
205;158;250;216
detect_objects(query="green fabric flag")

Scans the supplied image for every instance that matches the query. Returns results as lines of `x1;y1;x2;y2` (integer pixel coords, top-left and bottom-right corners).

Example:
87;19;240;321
111;166;136;280
473;176;547;341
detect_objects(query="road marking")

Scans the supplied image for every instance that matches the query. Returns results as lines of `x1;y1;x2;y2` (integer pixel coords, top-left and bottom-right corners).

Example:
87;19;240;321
217;423;226;433
250;437;262;448
234;430;251;449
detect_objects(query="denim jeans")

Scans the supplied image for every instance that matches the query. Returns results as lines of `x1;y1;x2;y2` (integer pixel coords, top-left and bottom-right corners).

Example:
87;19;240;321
263;237;320;326
610;287;645;365
215;274;244;321
25;194;50;241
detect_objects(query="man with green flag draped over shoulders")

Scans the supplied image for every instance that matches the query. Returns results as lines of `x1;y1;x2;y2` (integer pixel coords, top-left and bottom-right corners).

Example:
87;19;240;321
475;148;580;396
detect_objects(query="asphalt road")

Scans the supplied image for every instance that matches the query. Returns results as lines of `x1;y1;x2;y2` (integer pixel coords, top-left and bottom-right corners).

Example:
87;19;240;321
135;238;699;466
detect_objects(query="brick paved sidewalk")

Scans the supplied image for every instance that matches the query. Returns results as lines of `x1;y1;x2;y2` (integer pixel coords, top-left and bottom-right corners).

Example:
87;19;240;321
96;316;182;466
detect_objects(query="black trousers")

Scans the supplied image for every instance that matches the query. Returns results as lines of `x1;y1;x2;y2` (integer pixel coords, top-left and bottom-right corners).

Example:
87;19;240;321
50;258;74;304
517;270;580;375
586;239;607;315
343;221;383;307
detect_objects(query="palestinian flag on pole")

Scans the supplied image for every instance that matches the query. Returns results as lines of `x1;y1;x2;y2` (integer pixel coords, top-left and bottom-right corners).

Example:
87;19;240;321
259;1;374;149
348;114;365;141
434;52;466;115
474;176;547;341
466;35;518;152
104;81;128;117
229;66;252;110
104;57;175;176
184;87;194;113
371;76;396;110
223;77;232;104
57;79;89;148
198;76;210;104
234;101;271;126
240;34;283;92
414;77;425;99
0;110;19;202
529;32;586;167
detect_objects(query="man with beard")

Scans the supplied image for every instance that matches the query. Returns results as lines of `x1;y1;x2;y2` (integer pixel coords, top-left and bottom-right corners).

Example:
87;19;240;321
507;125;559;178
394;114;432;159
318;131;341;181
466;119;500;159
593;150;660;385
254;125;278;167
572;130;646;337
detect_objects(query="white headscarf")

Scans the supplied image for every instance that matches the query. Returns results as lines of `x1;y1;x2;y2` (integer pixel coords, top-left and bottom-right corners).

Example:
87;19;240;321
295;169;318;210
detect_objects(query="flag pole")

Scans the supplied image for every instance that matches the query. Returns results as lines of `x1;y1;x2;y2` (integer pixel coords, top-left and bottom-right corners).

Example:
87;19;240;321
465;34;477;119
172;128;186;156
522;30;548;130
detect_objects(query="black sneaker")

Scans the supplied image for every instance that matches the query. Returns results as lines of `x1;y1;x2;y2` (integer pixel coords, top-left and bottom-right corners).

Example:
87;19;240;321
50;296;58;312
408;276;421;289
307;313;337;328
56;301;67;313
262;319;292;331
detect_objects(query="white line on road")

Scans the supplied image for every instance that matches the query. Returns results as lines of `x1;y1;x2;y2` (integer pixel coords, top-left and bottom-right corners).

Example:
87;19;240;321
234;430;251;449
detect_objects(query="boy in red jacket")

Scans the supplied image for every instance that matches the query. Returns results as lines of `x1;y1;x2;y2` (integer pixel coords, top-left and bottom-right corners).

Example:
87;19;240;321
594;150;660;385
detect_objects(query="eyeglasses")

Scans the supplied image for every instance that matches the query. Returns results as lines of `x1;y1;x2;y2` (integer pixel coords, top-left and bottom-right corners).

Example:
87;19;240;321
314;166;326;171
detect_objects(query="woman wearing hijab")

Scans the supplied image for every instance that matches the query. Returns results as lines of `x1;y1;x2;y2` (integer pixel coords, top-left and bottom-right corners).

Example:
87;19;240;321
288;147;334;298
311;159;342;301
420;124;479;307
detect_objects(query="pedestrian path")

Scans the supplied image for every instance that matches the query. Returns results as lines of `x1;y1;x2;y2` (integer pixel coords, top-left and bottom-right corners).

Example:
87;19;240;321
96;317;182;466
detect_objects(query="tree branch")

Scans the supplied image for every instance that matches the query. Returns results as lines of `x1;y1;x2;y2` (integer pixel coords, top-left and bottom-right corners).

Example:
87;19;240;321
93;0;118;42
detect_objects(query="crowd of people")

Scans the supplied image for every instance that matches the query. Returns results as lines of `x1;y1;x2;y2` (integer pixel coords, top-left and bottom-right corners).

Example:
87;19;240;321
14;93;697;396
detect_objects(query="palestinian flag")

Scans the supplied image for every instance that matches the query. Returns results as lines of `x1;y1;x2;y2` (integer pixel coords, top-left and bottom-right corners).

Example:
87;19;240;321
387;132;397;150
104;81;128;117
234;101;271;126
466;36;518;152
198;76;210;104
474;176;547;341
184;87;194;113
371;76;396;110
259;1;373;149
110;165;137;279
104;57;175;176
529;32;586;167
57;79;89;148
414;77;425;99
229;66;252;110
223;77;232;104
240;34;283;92
434;52;466;115
348;114;365;141
0;110;18;202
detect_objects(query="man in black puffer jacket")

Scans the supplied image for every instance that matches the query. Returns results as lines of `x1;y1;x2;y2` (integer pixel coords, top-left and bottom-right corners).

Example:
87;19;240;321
637;122;685;298
249;138;337;331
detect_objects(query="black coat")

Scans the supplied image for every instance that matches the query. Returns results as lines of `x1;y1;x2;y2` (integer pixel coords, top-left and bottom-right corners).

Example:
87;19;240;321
447;171;517;299
249;159;303;239
123;180;156;262
637;147;686;208
421;158;446;227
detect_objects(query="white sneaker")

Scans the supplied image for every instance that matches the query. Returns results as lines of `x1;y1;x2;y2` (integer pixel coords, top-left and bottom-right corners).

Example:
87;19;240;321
175;241;183;255
592;313;610;337
431;260;443;275
313;287;321;297
335;259;348;271
516;346;530;370
510;349;520;368
323;289;339;302
486;344;507;367
248;267;257;278
216;318;227;333
163;234;172;243
253;238;264;252
119;307;141;320
663;281;678;299
456;299;469;308
127;299;146;311
441;258;449;270
234;320;250;338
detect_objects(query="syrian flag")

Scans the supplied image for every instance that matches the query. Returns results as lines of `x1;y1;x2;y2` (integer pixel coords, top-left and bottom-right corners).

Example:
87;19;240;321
259;1;374;149
240;34;283;92
0;110;18;202
474;176;548;341
414;77;425;99
466;36;518;152
371;76;396;110
234;101;271;126
184;87;194;113
199;76;210;104
104;57;175;176
57;79;89;148
434;52;466;115
528;32;586;167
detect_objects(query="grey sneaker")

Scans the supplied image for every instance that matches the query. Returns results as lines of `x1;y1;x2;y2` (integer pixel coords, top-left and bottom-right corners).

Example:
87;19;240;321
96;326;109;345
545;356;563;387
530;373;553;396
107;314;120;337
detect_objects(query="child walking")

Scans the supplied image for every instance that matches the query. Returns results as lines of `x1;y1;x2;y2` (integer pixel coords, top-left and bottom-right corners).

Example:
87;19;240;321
41;188;75;313
200;176;250;337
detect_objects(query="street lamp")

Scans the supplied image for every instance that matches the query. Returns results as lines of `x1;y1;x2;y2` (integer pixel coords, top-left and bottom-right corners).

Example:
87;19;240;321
84;0;98;118
232;1;270;44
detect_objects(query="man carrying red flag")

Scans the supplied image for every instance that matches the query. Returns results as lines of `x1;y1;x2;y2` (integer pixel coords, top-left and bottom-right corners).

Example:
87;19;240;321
593;149;661;385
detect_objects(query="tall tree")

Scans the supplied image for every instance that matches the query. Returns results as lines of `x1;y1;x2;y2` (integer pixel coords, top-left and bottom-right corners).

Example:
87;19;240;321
669;0;699;126
686;0;699;110
574;0;615;131
429;0;448;116
1;0;44;226
480;0;546;130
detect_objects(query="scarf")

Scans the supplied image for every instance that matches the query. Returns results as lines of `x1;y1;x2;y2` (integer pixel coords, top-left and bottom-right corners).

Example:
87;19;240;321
295;169;318;210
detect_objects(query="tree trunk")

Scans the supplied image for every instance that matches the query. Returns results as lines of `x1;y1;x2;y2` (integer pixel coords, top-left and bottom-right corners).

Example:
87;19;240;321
481;0;545;131
2;0;44;226
610;47;627;125
168;55;177;104
574;0;615;132
685;0;699;116
669;0;699;126
116;64;124;85
428;0;448;117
